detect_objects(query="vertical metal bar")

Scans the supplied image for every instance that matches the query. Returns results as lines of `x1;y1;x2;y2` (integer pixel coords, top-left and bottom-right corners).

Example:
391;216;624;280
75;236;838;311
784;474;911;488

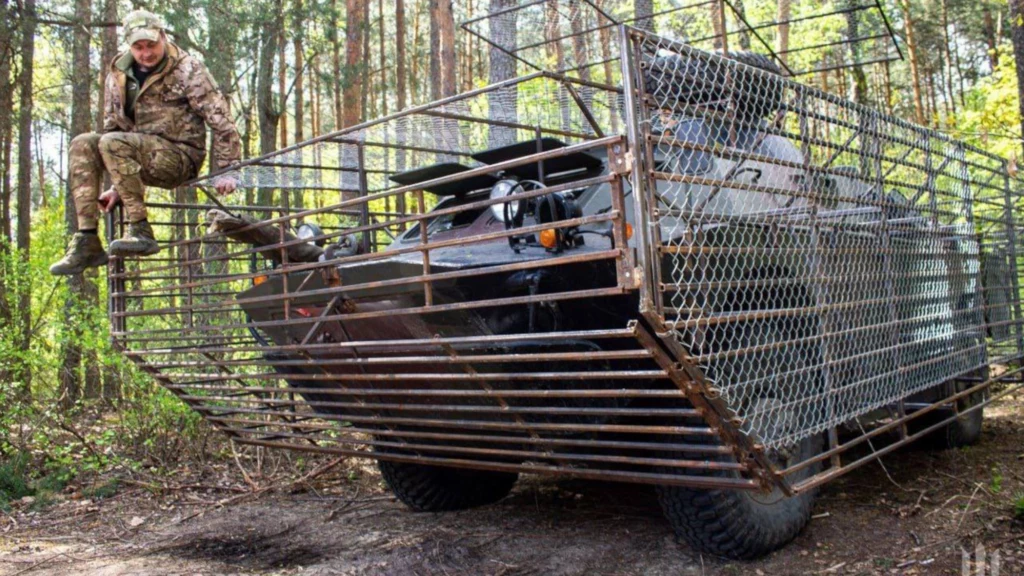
536;126;545;184
797;86;840;468
358;142;372;254
619;25;658;317
416;189;433;307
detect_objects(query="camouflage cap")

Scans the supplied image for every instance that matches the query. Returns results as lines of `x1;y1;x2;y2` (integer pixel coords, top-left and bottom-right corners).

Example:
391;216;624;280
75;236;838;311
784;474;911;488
123;9;166;46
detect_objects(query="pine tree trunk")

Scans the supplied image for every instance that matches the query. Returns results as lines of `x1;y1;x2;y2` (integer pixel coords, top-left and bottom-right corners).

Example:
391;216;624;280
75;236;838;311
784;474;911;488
293;0;305;214
598;4;617;133
635;0;654;32
488;0;517;147
734;0;751;50
898;0;925;125
361;2;370;120
439;0;456;98
777;0;792;67
940;0;956;115
279;25;288;148
16;0;37;398
984;8;999;69
257;0;283;206
0;0;11;353
395;0;408;220
60;0;93;409
1010;0;1024;157
845;0;868;105
331;0;343;129
429;0;440;101
343;0;363;128
711;0;726;52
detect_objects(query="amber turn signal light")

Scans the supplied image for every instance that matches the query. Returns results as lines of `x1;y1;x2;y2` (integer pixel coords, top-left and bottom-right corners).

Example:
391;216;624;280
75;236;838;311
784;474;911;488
539;229;558;249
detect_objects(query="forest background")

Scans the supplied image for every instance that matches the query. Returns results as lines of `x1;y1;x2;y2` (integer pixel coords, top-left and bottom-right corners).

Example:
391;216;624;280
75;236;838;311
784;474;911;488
1;0;1024;508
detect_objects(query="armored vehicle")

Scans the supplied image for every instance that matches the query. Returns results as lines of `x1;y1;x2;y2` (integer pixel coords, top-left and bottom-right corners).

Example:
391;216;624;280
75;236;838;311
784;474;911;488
107;8;1024;560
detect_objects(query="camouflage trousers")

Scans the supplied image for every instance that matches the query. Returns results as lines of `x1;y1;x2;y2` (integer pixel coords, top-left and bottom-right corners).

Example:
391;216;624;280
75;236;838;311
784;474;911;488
69;132;197;229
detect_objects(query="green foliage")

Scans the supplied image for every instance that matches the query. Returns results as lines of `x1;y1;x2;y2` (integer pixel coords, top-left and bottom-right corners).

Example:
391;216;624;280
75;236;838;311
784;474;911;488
953;43;1022;160
82;479;121;500
990;466;1004;494
0;455;33;510
1013;492;1024;520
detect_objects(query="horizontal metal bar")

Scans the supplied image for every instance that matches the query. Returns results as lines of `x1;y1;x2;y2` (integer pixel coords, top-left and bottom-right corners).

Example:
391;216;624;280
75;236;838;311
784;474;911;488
209;415;732;455
233;438;760;490
202;407;716;436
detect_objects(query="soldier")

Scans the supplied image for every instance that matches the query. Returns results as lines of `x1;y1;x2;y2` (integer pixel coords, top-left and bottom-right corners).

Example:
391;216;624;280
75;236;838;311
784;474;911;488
50;9;241;275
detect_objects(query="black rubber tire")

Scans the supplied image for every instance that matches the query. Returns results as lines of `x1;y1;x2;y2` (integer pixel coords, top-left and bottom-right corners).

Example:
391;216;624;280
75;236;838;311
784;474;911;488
655;432;823;560
924;376;986;449
378;460;518;512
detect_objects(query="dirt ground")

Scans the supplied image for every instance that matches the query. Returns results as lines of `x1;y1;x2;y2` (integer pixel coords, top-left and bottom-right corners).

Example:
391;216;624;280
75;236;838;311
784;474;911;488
2;393;1023;576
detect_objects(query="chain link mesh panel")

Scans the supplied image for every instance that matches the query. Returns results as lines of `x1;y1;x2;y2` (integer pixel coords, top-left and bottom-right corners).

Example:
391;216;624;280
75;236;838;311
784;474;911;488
622;30;1017;451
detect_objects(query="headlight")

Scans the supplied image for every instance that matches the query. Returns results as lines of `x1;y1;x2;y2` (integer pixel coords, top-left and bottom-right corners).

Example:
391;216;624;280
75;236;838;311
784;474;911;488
489;179;520;222
297;222;325;246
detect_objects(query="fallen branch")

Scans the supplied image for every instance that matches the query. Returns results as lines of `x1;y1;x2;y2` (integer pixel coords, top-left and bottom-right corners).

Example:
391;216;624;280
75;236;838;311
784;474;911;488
215;456;347;508
957;483;983;532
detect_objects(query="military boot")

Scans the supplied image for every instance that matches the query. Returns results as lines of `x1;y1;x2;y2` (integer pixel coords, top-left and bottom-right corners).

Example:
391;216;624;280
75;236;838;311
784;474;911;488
50;233;110;275
109;220;161;257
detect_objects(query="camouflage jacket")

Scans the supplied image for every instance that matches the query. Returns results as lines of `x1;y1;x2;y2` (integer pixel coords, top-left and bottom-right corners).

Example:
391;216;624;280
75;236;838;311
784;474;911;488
103;42;241;173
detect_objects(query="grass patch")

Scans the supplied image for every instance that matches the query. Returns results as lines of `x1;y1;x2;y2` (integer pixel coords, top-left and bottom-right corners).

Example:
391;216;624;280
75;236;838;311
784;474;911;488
1013;492;1024;520
0;455;33;510
82;479;120;500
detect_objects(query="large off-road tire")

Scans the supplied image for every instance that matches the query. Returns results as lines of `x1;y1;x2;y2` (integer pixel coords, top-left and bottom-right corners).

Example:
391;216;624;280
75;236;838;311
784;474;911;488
378;460;518;512
922;374;987;449
655;432;823;560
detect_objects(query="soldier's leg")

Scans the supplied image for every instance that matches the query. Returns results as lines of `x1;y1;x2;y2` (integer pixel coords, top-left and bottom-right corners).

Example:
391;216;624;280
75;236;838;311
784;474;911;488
50;133;110;275
100;133;196;257
136;134;197;190
68;132;104;230
97;132;149;224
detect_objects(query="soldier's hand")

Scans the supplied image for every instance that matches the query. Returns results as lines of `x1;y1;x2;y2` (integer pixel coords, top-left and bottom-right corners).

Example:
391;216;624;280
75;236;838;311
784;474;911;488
213;175;239;195
98;188;121;212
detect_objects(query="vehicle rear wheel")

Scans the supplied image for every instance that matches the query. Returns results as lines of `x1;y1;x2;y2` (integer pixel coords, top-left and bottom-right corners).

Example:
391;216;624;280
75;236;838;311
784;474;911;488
655;431;822;560
378;460;518;512
922;374;986;449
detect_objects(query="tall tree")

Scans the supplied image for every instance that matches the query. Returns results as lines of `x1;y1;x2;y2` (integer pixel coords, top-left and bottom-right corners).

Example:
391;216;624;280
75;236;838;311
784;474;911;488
59;0;94;409
439;0;456;98
430;0;440;101
395;0;407;216
898;0;925;124
278;21;288;148
257;0;284;205
343;0;363;128
0;0;13;345
777;0;792;67
16;0;37;397
635;0;655;32
96;0;118;132
293;0;305;213
0;0;13;245
488;0;517;147
330;0;343;128
1010;0;1024;157
845;0;868;105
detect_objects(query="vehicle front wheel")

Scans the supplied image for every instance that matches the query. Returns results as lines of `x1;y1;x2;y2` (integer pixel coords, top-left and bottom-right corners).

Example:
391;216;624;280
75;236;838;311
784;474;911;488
655;432;822;560
378;460;518;512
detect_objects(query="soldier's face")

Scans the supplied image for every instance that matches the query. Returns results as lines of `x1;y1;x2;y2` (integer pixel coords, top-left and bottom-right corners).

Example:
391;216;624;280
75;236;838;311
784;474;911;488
131;35;166;70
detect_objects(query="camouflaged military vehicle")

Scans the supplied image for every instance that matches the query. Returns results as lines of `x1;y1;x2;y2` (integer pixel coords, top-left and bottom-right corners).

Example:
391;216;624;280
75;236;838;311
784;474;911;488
107;3;1024;560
